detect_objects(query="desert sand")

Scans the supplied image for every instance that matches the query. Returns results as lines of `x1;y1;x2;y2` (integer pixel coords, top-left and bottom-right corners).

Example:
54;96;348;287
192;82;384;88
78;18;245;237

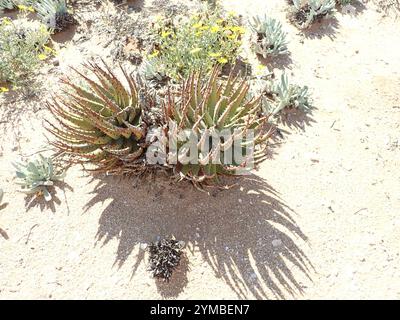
0;0;399;299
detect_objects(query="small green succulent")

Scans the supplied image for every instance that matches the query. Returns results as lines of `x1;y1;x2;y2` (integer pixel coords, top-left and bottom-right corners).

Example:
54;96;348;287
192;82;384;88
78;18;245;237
13;154;65;201
249;15;288;59
288;0;336;29
140;59;167;82
35;0;76;33
259;73;312;117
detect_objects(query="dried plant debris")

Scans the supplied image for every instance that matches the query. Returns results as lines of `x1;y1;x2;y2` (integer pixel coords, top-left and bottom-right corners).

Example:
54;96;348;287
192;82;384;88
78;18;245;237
287;0;336;29
148;239;185;281
374;0;400;15
336;0;353;5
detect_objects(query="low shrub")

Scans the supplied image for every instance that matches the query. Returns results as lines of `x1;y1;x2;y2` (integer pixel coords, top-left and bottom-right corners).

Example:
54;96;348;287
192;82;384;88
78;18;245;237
146;11;245;80
0;14;52;90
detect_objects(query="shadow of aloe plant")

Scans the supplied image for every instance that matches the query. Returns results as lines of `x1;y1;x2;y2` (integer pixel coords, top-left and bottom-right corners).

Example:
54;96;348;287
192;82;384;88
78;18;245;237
85;173;314;299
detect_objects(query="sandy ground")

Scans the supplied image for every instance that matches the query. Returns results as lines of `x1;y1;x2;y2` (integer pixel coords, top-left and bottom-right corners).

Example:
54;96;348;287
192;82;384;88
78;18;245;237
0;0;399;299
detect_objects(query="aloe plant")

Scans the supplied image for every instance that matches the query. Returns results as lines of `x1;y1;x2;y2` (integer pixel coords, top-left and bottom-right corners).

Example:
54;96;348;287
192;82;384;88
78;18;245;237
13;154;65;201
47;60;157;174
140;59;166;82
164;67;273;183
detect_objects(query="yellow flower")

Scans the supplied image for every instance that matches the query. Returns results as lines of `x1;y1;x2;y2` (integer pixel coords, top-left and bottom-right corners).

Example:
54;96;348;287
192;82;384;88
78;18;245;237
39;25;47;33
195;31;202;37
2;18;12;26
209;52;222;58
43;45;56;55
148;50;159;58
192;22;202;29
17;4;33;12
216;19;224;24
230;26;246;34
38;54;47;60
256;64;267;75
161;31;171;38
210;25;220;33
0;87;9;93
190;48;201;54
200;25;209;31
217;57;228;64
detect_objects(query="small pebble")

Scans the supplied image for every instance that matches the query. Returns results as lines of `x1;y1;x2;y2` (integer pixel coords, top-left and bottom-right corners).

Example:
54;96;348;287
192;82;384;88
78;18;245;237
272;239;282;247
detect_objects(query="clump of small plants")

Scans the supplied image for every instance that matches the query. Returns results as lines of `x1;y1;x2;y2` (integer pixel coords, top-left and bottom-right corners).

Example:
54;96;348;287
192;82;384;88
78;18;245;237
13;154;65;201
35;0;76;33
144;11;245;80
249;15;288;60
287;0;336;29
256;73;312;120
0;13;53;91
148;238;185;281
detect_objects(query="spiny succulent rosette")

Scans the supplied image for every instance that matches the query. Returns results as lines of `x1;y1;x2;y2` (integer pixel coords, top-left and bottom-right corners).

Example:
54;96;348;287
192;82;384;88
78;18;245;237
161;67;274;183
47;62;273;184
46;60;158;174
13;155;65;202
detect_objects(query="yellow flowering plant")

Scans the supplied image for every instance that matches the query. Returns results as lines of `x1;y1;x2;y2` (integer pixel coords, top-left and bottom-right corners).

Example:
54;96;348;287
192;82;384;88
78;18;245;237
0;14;52;91
150;12;245;80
